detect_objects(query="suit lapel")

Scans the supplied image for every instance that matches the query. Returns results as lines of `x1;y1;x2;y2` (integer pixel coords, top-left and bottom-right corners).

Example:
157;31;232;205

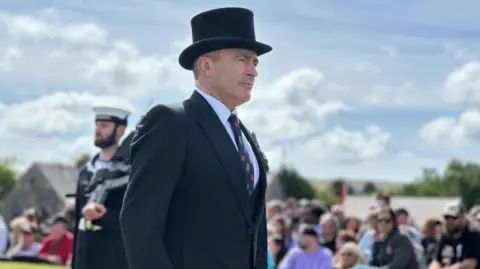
189;91;253;226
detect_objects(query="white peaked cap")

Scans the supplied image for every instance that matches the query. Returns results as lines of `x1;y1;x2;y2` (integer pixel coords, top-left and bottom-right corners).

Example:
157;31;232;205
93;106;131;120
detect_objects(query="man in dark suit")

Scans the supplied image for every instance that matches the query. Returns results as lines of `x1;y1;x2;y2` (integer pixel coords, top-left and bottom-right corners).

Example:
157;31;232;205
119;7;272;269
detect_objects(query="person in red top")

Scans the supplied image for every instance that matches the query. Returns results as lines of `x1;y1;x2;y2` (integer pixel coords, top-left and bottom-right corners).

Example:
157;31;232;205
39;216;73;265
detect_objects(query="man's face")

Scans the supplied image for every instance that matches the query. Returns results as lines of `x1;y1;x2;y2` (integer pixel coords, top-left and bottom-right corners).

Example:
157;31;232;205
321;221;335;241
50;223;66;239
444;215;463;234
22;232;35;245
297;233;313;250
396;214;408;225
332;208;344;220
94;121;116;148
377;211;394;234
210;48;258;107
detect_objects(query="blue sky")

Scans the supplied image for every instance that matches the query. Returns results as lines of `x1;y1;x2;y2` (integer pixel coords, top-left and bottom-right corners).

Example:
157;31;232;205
0;0;479;181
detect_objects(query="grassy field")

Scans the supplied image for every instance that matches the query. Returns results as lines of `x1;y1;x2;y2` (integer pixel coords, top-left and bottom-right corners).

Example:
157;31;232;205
0;262;67;269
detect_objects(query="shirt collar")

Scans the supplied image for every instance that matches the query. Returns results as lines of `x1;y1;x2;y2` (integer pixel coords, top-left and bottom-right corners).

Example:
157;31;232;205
195;88;238;124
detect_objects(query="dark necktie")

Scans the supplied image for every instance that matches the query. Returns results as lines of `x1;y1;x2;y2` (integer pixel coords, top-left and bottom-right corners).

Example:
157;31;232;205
228;114;254;196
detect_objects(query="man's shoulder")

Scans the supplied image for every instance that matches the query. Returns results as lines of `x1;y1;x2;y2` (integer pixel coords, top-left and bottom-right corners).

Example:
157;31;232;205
146;102;186;120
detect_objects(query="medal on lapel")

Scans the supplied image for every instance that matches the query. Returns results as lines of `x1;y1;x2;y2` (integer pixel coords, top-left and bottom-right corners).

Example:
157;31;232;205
251;132;269;173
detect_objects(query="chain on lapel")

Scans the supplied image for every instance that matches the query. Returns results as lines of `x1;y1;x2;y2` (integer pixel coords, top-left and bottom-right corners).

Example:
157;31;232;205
251;132;269;173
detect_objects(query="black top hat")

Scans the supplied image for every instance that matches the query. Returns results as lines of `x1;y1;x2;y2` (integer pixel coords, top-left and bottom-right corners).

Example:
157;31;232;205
179;7;272;70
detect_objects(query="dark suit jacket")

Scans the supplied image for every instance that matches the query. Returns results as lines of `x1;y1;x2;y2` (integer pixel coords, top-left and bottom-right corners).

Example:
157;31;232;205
120;91;268;269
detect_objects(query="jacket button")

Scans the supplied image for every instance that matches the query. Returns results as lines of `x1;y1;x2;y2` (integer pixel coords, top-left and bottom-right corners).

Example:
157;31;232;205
246;228;254;235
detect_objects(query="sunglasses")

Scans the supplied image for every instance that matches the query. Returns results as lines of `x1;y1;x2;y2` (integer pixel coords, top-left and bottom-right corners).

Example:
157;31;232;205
377;218;392;223
443;215;458;221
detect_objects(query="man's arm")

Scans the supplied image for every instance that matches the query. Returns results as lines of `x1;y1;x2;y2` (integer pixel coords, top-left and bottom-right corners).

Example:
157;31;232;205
385;235;416;269
448;230;480;269
256;210;268;269
119;105;186;269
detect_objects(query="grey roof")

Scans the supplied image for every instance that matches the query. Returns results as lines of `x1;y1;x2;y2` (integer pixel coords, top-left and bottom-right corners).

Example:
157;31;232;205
35;163;79;200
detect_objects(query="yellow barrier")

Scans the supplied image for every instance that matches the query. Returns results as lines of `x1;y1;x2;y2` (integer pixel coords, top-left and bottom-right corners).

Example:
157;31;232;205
0;262;67;269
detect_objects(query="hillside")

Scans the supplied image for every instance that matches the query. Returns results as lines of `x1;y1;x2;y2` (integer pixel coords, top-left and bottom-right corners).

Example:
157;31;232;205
308;178;406;192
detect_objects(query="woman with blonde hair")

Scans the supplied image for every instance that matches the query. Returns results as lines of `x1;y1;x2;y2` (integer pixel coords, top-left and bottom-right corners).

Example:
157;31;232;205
5;216;30;257
335;242;365;269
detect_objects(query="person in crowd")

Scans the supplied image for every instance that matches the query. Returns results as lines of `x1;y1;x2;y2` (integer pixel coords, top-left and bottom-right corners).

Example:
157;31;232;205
72;105;131;269
39;216;73;265
369;207;420;269
421;218;442;265
278;224;333;269
345;216;361;234
320;213;339;253
334;230;357;263
6;216;31;255
286;216;300;249
334;242;365;269
267;200;285;221
331;205;346;229
429;202;480;269
9;221;41;257
471;212;480;231
284;197;299;223
396;207;422;244
358;209;380;263
0;215;8;254
5;220;41;258
268;235;288;268
336;230;357;252
120;7;272;269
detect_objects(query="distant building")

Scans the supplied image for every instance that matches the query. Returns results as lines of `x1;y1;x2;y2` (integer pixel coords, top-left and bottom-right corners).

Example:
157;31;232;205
344;195;461;225
0;162;78;222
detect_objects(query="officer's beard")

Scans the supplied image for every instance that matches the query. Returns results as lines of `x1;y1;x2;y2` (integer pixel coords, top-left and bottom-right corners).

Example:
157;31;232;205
94;132;117;149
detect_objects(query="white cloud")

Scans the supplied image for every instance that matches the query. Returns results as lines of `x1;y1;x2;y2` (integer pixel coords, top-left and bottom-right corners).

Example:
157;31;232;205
445;61;480;107
0;92;133;137
0;9;191;101
0;7;401;173
418;109;480;146
240;68;350;141
301;125;391;164
380;45;398;58
0;11;107;45
352;61;382;74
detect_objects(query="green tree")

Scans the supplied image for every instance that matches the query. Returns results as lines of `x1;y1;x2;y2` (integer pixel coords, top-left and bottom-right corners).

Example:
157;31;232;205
0;157;17;199
390;159;480;209
329;178;355;195
277;166;316;199
363;181;377;194
74;153;91;168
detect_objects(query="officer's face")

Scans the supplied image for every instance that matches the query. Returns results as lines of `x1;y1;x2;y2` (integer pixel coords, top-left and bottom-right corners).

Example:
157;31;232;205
95;121;115;143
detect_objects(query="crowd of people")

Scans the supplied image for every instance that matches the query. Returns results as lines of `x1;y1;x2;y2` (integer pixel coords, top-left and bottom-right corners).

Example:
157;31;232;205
0;206;74;266
266;194;480;269
2;193;480;269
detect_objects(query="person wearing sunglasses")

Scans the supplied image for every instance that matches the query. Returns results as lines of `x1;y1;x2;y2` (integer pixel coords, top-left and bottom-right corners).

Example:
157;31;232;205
369;208;420;269
429;202;480;269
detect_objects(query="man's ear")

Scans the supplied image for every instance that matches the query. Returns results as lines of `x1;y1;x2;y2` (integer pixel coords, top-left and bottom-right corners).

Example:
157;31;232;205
116;125;126;141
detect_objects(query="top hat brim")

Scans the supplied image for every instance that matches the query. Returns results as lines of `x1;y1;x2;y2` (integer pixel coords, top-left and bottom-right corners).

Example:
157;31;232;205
178;37;272;70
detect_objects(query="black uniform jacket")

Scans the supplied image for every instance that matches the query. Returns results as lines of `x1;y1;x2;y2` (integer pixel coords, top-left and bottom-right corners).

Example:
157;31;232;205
120;90;269;269
72;155;129;269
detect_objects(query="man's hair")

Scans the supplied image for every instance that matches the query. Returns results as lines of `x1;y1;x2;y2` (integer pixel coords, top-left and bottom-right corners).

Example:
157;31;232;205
267;199;285;214
193;51;219;80
320;213;340;232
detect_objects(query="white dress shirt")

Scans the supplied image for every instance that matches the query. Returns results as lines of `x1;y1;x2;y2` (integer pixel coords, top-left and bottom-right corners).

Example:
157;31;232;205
196;89;259;189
